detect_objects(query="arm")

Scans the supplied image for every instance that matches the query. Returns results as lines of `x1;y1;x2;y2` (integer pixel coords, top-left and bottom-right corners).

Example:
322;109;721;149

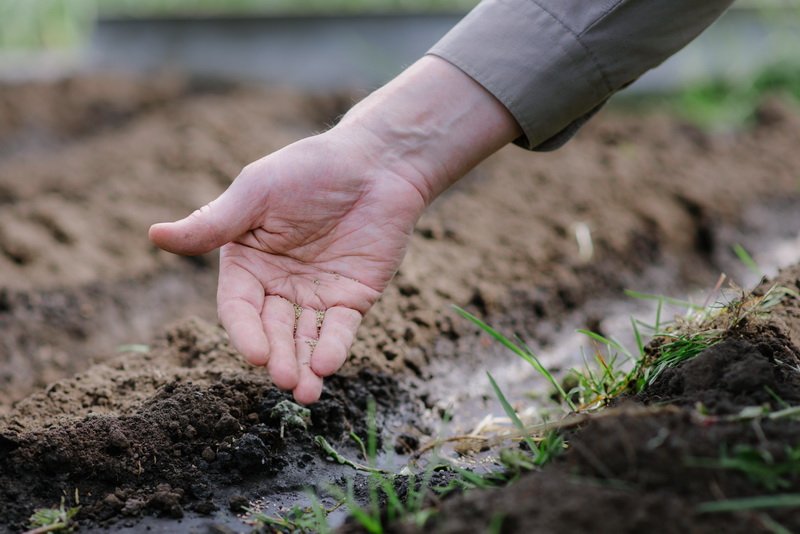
150;0;733;404
430;0;735;150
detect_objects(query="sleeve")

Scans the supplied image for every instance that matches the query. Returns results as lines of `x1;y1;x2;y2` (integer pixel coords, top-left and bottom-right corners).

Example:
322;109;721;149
427;0;734;151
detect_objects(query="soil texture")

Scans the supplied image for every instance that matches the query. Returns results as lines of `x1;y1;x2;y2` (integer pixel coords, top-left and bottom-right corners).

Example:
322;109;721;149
2;75;800;531
393;267;800;534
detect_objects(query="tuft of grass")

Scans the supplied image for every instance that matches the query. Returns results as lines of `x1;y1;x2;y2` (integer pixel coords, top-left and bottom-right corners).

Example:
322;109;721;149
26;498;79;534
459;278;800;413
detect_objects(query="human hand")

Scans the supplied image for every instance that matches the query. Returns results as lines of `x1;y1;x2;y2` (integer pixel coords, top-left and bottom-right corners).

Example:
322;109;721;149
149;129;428;404
150;56;520;404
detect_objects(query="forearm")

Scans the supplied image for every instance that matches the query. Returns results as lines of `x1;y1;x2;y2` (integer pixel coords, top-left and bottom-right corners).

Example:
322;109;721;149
336;55;521;204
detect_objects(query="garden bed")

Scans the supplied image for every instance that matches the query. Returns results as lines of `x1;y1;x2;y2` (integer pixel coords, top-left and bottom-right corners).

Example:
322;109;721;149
1;75;800;532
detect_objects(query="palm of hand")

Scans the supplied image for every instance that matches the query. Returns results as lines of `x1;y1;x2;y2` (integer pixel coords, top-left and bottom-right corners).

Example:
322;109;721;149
214;140;427;403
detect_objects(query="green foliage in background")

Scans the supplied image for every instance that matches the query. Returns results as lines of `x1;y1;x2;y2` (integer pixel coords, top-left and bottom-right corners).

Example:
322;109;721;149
0;0;478;50
614;63;800;130
671;64;800;128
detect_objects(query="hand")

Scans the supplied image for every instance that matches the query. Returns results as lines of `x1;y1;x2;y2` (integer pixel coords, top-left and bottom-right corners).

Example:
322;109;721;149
149;129;428;404
149;56;520;404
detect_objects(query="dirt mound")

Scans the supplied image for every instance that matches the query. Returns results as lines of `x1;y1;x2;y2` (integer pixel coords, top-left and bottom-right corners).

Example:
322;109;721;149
397;266;800;534
0;318;412;531
3;76;800;531
3;76;800;415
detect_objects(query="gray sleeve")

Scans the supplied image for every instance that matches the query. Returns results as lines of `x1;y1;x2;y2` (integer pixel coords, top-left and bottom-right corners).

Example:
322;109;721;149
427;0;734;151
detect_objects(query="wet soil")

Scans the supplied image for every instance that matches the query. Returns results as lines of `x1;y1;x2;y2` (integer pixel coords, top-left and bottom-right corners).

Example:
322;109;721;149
1;76;800;531
392;267;800;534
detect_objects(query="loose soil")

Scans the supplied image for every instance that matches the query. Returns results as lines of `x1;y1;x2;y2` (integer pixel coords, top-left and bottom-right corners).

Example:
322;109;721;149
1;75;800;532
395;268;800;533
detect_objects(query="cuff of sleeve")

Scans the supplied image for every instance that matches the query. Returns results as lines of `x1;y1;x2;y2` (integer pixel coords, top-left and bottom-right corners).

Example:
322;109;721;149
427;0;610;151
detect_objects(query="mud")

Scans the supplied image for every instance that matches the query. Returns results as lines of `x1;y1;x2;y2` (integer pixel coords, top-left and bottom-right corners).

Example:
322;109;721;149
1;75;800;531
395;266;800;534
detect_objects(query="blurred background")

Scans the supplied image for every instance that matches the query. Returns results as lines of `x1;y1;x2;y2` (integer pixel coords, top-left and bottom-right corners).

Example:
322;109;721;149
0;0;798;102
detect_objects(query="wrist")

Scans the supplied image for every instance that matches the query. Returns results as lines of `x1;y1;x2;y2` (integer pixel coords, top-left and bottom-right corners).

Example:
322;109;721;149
335;55;520;205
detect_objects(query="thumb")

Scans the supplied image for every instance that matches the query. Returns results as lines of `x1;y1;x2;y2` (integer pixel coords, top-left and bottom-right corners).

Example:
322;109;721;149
149;180;257;256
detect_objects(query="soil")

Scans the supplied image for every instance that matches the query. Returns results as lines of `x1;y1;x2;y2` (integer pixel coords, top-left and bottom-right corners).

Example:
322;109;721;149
1;75;800;532
395;268;800;533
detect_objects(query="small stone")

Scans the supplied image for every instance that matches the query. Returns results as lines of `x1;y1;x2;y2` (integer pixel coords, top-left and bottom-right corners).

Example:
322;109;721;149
228;494;249;513
108;428;129;450
184;425;197;439
148;488;184;519
121;497;145;516
214;413;240;437
194;500;218;515
201;447;216;462
103;493;123;510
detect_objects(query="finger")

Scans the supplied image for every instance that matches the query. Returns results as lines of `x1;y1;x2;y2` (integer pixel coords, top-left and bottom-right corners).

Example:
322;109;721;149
217;257;268;366
262;296;299;391
293;308;324;405
311;307;361;377
149;172;262;255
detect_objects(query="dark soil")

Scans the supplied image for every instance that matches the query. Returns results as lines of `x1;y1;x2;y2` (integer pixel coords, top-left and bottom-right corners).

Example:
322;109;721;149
393;267;800;534
0;318;415;532
1;75;800;532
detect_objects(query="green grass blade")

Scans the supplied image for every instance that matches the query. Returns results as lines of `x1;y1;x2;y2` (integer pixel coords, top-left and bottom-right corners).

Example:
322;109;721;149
631;317;645;358
449;465;494;489
655;298;663;332
487;372;539;453
375;474;405;522
733;243;763;277
350;431;368;461
455;306;575;410
577;329;631;358
697;494;800;513
760;513;793;534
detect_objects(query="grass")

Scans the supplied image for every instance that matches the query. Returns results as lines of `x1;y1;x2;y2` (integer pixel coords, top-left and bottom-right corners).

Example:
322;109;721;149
253;268;798;531
252;397;443;533
697;493;800;513
26;498;79;534
688;444;800;491
615;63;800;130
455;307;574;410
457;266;799;413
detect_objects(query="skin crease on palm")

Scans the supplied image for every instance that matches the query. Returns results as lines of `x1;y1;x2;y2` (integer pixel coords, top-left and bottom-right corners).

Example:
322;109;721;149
149;56;521;404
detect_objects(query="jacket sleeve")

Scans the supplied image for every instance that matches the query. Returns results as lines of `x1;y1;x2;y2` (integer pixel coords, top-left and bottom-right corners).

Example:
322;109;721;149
427;0;734;151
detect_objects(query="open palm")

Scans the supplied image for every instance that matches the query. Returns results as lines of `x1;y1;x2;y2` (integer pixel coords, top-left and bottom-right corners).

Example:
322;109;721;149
150;133;427;403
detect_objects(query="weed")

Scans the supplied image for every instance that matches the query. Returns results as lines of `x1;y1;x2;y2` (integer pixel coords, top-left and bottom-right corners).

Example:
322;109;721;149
26;498;79;534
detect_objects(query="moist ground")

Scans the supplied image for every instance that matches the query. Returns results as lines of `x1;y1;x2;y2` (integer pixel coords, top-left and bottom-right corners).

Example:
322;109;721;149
1;76;800;531
393;267;800;533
